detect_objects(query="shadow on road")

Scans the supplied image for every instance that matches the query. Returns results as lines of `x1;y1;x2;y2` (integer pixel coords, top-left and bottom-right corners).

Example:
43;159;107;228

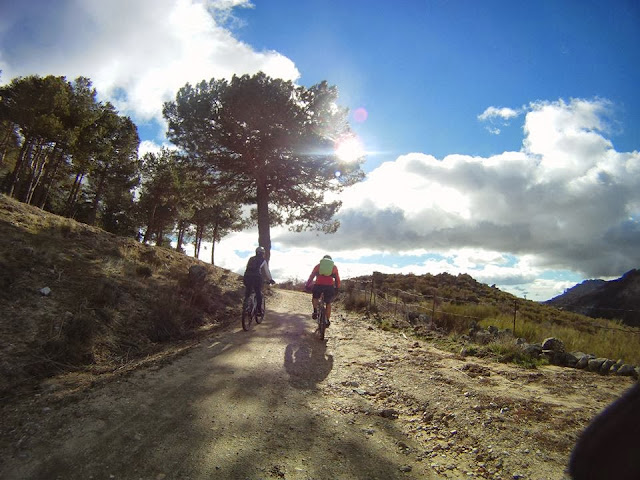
284;334;333;389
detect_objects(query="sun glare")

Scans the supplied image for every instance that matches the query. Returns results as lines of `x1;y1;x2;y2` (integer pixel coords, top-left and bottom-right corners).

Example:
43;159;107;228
334;135;365;163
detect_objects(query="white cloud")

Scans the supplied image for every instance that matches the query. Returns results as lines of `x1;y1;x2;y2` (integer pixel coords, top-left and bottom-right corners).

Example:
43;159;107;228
0;0;299;126
3;6;637;301
274;98;640;289
478;106;520;121
161;100;624;299
137;140;176;158
478;106;521;135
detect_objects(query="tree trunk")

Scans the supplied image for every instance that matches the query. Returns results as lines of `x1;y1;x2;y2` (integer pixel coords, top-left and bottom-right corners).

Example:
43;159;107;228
176;221;185;252
256;177;271;260
25;141;51;205
35;147;65;209
194;223;202;258
211;222;219;266
5;135;33;197
65;171;85;217
143;204;158;243
88;170;107;225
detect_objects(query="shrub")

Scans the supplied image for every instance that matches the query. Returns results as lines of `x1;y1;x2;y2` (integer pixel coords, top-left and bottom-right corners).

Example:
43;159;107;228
136;265;153;278
43;312;99;366
147;293;201;342
89;278;121;308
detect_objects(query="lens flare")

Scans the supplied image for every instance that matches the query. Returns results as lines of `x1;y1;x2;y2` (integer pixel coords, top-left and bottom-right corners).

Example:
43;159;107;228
334;135;365;163
353;107;368;123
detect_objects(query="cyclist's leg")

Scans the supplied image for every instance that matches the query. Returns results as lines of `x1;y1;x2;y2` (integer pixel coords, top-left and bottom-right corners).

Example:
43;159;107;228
311;285;321;318
243;277;253;302
323;286;335;324
254;278;263;314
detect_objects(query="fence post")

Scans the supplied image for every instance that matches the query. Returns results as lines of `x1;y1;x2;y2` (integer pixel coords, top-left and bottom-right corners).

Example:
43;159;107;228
394;290;399;317
369;277;374;308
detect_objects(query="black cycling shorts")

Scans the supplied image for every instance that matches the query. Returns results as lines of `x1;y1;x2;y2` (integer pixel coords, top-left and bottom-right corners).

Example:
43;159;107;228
312;284;335;303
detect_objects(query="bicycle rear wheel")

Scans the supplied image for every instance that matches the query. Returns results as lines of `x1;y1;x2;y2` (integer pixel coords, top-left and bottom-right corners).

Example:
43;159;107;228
318;305;326;340
255;297;265;324
242;296;253;331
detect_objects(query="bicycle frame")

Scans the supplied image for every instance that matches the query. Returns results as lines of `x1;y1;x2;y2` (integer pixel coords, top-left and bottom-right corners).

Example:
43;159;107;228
242;291;265;331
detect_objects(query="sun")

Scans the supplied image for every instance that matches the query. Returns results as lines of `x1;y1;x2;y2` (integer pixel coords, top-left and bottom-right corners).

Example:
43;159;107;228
334;135;365;163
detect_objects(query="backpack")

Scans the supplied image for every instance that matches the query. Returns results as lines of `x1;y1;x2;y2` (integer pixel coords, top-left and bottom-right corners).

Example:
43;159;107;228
318;257;334;276
245;255;262;276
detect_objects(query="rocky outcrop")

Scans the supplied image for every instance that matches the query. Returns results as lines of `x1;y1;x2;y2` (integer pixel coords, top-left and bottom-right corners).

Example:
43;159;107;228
465;327;640;380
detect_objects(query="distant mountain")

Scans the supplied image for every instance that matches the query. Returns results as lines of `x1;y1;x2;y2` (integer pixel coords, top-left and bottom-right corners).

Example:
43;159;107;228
545;269;640;326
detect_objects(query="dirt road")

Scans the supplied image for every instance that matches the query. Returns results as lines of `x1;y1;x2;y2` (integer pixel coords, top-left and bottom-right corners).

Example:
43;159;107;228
0;290;634;479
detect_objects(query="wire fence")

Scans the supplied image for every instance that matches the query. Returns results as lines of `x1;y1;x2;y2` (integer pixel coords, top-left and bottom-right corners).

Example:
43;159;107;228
344;278;640;337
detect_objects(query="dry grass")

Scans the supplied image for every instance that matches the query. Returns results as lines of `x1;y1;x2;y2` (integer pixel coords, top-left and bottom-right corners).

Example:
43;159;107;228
0;194;245;397
478;314;640;365
341;277;640;366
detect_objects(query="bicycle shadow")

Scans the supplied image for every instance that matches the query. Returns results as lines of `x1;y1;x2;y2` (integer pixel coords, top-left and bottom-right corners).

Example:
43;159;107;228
283;332;333;390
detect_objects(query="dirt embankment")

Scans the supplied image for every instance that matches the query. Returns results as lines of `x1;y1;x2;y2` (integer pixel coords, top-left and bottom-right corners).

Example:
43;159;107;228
0;289;634;480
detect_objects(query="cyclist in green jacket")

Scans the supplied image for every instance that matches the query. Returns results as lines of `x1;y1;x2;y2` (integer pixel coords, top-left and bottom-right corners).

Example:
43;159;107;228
305;254;340;326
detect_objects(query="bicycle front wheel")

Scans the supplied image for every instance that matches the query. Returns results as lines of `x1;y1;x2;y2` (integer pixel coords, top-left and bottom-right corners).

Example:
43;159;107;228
242;298;252;331
255;297;265;324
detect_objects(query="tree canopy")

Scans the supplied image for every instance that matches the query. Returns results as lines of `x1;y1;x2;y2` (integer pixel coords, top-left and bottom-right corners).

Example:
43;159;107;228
0;74;140;232
163;72;365;258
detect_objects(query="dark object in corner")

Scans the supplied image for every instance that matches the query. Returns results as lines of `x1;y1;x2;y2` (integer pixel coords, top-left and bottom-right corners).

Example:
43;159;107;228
569;382;640;479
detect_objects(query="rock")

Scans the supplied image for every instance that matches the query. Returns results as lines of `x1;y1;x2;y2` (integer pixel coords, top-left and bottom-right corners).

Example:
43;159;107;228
39;286;51;296
520;343;542;357
599;359;616;375
380;408;399;419
587;358;607;372
399;465;412;472
474;330;492;344
610;360;624;373
342;380;359;387
616;364;635;376
573;353;589;369
541;337;565;352
543;350;568;366
577;353;595;369
562;352;579;368
575;354;588;369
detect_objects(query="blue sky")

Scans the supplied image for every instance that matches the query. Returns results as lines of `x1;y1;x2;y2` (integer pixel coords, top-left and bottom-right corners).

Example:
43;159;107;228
2;0;639;300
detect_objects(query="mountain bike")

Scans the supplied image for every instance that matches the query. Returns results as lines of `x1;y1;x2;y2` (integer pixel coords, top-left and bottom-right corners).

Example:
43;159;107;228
316;295;328;340
242;292;265;331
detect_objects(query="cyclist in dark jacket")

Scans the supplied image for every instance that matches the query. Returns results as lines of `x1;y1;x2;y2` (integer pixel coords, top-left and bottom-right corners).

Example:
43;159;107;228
243;246;275;315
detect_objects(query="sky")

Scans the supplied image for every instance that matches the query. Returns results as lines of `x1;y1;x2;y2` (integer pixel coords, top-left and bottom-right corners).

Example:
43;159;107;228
1;0;639;301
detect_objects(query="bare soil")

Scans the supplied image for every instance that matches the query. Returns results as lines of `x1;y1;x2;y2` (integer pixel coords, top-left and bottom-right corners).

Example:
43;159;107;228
0;289;634;480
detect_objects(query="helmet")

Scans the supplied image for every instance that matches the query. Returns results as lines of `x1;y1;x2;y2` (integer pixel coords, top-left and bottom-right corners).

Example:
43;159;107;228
323;254;332;260
256;246;265;255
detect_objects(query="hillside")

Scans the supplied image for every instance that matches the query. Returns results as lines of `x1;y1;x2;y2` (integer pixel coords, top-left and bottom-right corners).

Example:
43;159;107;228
2;191;639;399
0;193;245;397
2;194;640;479
546;270;640;326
